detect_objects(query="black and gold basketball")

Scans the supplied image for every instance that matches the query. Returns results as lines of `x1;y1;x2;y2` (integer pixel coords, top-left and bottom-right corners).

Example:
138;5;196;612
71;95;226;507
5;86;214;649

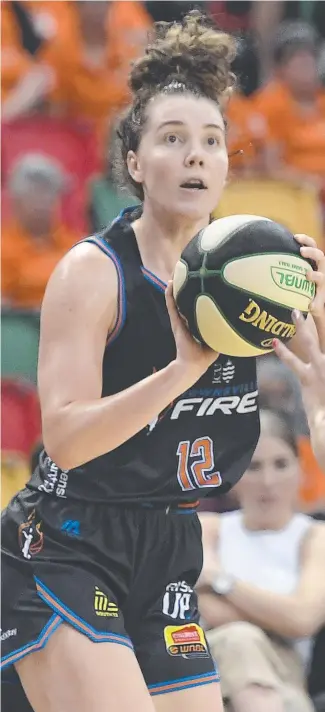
173;215;315;357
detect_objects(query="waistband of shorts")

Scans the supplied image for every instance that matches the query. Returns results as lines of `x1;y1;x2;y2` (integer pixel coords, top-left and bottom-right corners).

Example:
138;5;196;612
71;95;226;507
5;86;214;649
134;500;200;514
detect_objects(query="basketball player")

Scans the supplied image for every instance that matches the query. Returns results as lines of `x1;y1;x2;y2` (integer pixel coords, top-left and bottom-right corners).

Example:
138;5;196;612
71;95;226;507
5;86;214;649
1;11;324;712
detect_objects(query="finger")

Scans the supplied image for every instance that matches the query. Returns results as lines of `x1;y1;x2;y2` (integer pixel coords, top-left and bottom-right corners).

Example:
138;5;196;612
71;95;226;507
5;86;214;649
293;309;324;363
273;337;307;382
295;233;317;248
300;245;324;265
165;281;187;332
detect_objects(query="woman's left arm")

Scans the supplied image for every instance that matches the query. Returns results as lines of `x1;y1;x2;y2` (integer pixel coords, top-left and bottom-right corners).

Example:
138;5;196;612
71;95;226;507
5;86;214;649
223;523;325;638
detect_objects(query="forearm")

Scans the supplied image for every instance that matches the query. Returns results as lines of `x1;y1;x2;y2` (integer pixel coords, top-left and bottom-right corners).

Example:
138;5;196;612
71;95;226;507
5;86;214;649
2;65;51;121
44;361;192;470
199;592;243;630
226;581;310;638
308;409;325;471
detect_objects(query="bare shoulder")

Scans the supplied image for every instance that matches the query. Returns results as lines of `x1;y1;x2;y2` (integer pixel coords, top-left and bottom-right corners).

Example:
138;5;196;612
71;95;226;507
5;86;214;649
42;241;119;320
38;242;121;414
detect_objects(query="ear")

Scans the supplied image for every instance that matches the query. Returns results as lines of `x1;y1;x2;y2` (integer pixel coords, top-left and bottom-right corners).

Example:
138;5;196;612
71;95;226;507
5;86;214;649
126;150;143;186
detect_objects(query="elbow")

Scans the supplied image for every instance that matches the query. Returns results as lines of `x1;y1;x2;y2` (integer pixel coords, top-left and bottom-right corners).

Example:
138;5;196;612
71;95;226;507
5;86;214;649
43;441;73;472
293;616;321;639
280;612;319;639
43;428;76;472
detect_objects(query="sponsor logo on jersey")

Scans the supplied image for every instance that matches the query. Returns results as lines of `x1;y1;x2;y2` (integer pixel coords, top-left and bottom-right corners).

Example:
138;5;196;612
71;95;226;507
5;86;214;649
1;628;17;642
164;624;209;658
239;299;296;339
94;587;119;618
18;510;43;560
170;390;258;420
163;581;193;619
212;359;235;385
38;454;69;498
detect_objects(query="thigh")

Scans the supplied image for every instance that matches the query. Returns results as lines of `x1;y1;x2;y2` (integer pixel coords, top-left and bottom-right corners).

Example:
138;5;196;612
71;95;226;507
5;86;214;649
153;683;224;712
1;492;134;671
16;623;155;712
129;512;220;701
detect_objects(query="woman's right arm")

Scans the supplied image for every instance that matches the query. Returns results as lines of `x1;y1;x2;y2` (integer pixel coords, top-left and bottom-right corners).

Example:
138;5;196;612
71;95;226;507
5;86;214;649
39;243;217;471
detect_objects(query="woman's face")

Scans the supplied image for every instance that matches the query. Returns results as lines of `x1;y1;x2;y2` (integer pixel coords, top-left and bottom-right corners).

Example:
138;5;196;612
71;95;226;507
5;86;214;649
127;93;228;221
236;433;300;527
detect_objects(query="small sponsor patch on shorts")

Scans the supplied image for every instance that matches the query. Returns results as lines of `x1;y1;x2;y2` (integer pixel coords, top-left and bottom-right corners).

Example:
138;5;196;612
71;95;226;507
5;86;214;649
164;623;209;659
94;587;119;618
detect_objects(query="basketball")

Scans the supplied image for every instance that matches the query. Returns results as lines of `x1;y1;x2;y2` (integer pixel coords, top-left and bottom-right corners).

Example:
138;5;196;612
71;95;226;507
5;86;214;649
173;215;315;358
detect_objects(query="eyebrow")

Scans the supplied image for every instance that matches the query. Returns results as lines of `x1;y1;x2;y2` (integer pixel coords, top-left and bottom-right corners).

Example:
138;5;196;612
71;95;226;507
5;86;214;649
157;120;225;132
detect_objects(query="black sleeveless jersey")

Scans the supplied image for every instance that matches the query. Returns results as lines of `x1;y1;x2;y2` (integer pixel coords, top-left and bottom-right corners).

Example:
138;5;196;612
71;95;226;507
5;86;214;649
31;207;260;505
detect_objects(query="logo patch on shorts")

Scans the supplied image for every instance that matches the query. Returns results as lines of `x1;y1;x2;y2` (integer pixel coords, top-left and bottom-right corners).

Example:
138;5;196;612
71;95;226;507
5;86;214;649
1;628;17;642
18;509;44;559
164;624;209;659
94;587;119;618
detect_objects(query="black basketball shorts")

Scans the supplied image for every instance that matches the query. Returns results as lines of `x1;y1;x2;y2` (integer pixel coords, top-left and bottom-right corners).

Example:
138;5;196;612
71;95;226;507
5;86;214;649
1;489;219;697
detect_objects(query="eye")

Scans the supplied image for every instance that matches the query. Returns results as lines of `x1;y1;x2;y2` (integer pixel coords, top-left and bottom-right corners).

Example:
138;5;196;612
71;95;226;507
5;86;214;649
207;136;220;146
165;133;179;144
274;457;290;470
247;460;261;473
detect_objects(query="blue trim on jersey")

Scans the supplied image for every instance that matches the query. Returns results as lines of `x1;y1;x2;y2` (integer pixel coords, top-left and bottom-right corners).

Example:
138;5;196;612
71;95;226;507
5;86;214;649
1;614;62;669
80;235;127;345
141;267;166;294
34;577;134;650
148;671;220;696
110;205;141;227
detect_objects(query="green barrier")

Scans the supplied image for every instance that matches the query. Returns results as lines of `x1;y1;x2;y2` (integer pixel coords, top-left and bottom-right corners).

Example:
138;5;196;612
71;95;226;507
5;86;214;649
1;309;40;383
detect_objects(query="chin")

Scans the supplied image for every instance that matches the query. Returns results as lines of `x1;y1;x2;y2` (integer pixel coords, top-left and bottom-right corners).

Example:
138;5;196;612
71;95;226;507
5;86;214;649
171;202;210;223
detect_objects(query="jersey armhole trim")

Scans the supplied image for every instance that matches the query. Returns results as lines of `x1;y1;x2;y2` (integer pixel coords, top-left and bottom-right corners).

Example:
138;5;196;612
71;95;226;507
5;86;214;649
78;235;126;345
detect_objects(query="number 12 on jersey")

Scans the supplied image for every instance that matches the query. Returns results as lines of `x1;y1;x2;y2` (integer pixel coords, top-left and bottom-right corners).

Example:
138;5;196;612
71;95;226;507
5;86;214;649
176;437;222;491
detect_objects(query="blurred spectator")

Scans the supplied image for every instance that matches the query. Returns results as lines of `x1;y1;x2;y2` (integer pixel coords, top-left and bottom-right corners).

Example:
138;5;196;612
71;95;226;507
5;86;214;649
1;379;41;510
2;153;78;309
197;408;325;712
226;90;265;175
2;1;55;123
2;1;152;152
253;22;325;193
258;355;325;512
89;124;138;232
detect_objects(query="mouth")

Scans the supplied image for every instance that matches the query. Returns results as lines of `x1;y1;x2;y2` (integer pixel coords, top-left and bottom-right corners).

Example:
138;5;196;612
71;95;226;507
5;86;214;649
180;179;207;191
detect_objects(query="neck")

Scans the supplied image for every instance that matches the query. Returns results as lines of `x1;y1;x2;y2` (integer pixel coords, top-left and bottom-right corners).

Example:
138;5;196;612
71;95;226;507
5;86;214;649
242;509;294;532
132;202;209;283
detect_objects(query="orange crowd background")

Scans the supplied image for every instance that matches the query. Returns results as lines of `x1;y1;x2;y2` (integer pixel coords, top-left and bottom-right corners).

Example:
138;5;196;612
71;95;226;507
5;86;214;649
1;0;325;513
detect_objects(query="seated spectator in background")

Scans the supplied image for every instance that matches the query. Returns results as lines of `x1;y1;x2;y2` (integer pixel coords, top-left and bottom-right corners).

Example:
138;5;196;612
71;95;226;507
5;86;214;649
88;124;138;232
1;1;34;101
257;355;325;512
226;90;265;176
253;22;325;193
2;1;55;123
2;153;78;309
2;1;151;153
198;408;325;712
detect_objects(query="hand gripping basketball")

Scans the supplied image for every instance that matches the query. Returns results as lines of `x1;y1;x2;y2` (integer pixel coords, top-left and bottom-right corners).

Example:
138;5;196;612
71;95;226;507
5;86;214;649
165;281;218;383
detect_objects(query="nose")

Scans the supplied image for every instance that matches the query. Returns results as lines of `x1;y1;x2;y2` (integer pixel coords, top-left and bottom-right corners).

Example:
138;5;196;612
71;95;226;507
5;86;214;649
184;144;204;168
259;468;276;489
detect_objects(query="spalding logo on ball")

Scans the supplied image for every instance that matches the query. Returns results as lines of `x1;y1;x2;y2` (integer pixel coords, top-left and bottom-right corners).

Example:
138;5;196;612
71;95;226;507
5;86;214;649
173;215;315;358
